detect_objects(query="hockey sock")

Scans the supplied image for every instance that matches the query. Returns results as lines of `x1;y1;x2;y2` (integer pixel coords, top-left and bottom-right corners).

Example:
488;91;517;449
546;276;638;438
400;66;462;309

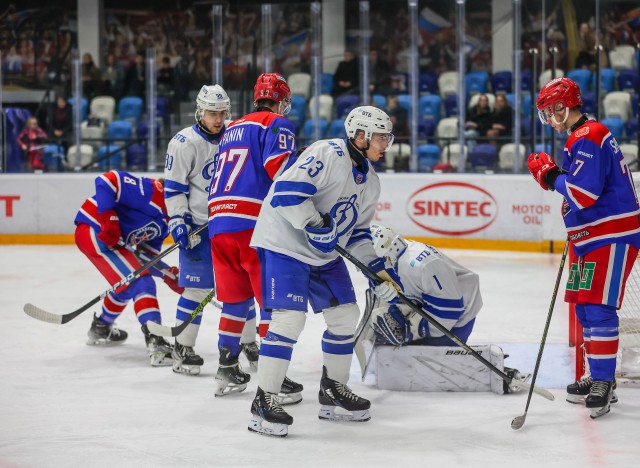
240;303;257;344
175;290;205;347
322;331;354;384
134;293;161;325
219;298;254;357
100;292;127;325
259;308;271;339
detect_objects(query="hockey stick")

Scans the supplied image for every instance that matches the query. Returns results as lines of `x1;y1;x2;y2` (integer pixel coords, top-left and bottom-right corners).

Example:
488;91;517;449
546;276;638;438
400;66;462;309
23;224;208;324
336;245;555;402
146;289;216;337
511;239;569;430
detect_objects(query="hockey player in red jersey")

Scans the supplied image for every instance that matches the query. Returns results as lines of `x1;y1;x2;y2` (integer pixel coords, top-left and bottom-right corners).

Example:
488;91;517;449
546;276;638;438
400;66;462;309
208;72;303;400
528;77;640;419
75;170;179;366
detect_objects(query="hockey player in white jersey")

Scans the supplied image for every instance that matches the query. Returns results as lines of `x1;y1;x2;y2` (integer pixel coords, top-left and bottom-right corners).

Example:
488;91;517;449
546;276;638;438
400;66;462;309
247;106;403;437
362;224;527;394
163;85;232;375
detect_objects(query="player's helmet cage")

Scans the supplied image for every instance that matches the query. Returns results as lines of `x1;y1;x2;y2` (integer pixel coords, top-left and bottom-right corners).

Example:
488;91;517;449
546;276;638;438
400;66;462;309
536;77;582;126
254;73;292;115
371;224;408;267
345;106;394;146
195;84;231;127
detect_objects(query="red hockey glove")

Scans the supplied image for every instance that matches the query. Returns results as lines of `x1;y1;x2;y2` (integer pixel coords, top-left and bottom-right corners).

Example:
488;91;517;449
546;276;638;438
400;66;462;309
527;152;559;191
163;266;184;294
97;209;122;248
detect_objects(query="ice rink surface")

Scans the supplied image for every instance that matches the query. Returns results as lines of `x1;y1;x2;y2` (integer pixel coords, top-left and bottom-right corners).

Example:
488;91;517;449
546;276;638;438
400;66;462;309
1;245;639;468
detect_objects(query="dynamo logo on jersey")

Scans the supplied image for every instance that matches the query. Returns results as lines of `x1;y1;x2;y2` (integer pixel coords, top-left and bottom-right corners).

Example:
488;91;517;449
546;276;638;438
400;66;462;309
201;159;216;193
127;222;162;245
330;193;359;237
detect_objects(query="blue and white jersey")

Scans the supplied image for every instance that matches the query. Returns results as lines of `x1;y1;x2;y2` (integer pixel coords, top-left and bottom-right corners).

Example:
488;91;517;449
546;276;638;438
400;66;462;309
251;138;380;267
164;124;223;225
396;240;482;337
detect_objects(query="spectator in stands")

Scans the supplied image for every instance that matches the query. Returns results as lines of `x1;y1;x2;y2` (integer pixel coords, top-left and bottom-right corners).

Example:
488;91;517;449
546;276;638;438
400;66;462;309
17;117;47;171
125;52;146;99
157;56;176;96
332;50;359;97
47;96;72;150
464;94;493;152
486;94;513;146
3;45;22;75
81;52;102;101
386;94;408;141
101;53;125;99
575;22;597;70
369;49;392;95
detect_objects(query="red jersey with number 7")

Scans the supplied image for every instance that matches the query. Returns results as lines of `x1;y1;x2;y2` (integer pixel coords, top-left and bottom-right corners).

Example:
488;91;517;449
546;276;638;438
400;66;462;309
553;120;640;256
207;110;297;236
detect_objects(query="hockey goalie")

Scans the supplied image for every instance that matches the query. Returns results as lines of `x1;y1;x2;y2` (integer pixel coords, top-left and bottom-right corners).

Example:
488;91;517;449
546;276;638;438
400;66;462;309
356;224;529;395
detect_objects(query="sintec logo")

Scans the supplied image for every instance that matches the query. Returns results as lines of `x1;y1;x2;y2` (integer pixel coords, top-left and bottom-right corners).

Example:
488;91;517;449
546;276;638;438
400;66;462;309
406;182;498;235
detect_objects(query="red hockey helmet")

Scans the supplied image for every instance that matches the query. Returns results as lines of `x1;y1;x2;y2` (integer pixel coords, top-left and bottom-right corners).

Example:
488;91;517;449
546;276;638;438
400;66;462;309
254;73;291;114
536;77;583;125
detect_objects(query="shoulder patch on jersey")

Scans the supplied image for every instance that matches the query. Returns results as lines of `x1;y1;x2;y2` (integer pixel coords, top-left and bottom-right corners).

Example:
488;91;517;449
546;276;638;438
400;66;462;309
573;126;589;138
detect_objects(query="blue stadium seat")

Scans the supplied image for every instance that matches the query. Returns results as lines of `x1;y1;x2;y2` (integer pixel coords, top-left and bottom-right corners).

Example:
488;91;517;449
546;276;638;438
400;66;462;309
491;71;512;94
535;143;551;154
466;71;489;96
618;70;639;93
68;97;88;121
601;117;624;140
417;144;440;172
417;118;436;143
397;94;412;115
126;143;147;169
43;144;65;171
581;92;596;115
156;96;170;118
288;95;307;126
372;94;387;109
418;95;441;121
599;68;616;93
301;119;328;143
97;144;123;170
328;118;346;138
136;120;160;139
107;120;133;140
444;95;458;117
335;94;360;119
468;144;497;171
522;94;533;118
520;70;532;92
566;69;592;93
118;96;144;121
632;94;638;117
419;72;438;94
321;73;334;95
626;117;638;138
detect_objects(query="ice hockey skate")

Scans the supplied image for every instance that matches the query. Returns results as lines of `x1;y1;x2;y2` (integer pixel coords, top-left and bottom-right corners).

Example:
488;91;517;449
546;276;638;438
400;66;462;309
567;375;618;405
248;387;293;438
240;341;259;371
503;367;531;394
172;342;203;376
585;380;614;419
278;376;304;405
141;324;173;367
318;366;371;422
215;346;251;396
87;313;128;345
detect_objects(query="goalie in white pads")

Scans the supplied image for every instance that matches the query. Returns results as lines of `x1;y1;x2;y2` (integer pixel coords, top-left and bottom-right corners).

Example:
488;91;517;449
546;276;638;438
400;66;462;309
247;106;402;437
361;224;528;394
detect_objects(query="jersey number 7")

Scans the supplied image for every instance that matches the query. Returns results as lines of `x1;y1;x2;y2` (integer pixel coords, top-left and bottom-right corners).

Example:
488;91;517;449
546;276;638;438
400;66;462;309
211;148;249;193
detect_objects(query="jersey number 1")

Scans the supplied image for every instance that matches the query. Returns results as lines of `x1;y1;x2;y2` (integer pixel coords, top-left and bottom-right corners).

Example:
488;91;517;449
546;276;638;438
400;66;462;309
211;148;249;193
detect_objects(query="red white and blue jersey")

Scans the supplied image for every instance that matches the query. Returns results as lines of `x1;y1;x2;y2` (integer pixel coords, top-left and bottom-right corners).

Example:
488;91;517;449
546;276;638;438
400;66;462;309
75;170;168;250
554;120;640;256
207;110;296;236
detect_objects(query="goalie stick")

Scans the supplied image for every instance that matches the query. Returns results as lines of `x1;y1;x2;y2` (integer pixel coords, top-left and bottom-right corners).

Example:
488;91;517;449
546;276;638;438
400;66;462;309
146;289;216;337
511;239;569;430
23;224;208;324
336;245;555;402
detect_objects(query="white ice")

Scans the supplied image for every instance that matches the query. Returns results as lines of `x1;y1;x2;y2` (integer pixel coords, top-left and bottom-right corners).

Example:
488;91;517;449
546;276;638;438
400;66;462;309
1;245;639;468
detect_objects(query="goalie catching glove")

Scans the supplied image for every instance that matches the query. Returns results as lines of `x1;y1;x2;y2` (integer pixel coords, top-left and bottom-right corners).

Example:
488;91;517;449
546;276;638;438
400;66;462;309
368;257;403;303
527;152;561;191
97;210;122;248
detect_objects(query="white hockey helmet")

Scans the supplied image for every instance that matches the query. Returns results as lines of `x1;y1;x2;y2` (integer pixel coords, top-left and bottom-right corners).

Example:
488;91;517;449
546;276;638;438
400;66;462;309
344;106;394;145
371;224;408;267
195;84;230;119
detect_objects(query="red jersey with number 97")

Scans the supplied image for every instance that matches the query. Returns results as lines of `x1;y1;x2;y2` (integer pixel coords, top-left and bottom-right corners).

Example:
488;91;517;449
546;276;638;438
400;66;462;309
207;110;297;236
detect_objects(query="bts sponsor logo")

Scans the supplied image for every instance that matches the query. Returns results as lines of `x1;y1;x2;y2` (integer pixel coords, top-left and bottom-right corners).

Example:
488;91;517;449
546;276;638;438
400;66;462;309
286;293;304;303
186;274;201;283
407;182;497;235
0;195;20;217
